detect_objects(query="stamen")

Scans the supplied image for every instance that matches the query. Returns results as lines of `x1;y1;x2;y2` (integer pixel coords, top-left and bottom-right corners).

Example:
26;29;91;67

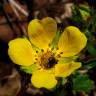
48;43;51;46
56;47;59;50
35;58;38;60
34;62;36;64
60;52;63;54
51;48;54;50
41;49;44;52
36;50;38;53
53;53;56;55
47;57;57;68
57;54;61;58
39;51;57;69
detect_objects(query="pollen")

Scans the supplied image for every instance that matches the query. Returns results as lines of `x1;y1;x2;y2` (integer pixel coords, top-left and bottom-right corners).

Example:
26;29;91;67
38;51;57;69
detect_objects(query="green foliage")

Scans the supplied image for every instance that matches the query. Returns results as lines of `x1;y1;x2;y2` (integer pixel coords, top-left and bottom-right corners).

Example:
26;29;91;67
83;60;96;70
61;78;67;85
73;74;94;93
58;56;78;64
87;42;96;56
50;31;61;49
72;3;91;31
79;4;90;13
79;4;90;21
72;5;84;27
20;64;38;74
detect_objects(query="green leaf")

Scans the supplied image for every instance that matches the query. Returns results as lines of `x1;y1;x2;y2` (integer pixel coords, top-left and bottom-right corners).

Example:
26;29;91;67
83;60;96;70
50;31;61;49
73;75;94;93
72;5;84;25
87;43;96;56
79;4;90;21
20;64;38;74
79;4;90;13
79;9;90;20
61;78;67;85
84;29;92;38
58;56;78;64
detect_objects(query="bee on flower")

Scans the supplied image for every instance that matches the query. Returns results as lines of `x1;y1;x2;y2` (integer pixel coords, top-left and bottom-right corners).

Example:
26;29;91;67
8;17;87;89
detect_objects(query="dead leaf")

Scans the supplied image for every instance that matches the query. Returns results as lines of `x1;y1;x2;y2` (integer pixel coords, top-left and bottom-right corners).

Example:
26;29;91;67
0;69;21;96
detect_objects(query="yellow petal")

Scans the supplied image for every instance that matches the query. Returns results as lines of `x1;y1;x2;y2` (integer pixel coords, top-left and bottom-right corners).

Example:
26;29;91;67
58;26;87;57
41;17;57;38
55;62;81;77
31;70;57;89
8;38;35;66
28;17;57;50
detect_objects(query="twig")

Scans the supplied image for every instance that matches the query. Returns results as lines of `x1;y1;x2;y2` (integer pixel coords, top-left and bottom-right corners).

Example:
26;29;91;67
9;0;28;16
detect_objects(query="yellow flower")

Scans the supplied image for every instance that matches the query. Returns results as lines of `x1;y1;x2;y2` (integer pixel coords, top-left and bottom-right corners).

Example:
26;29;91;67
8;17;87;89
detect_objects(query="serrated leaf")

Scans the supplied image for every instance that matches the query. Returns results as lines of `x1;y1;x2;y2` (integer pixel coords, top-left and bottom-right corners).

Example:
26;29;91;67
73;75;94;93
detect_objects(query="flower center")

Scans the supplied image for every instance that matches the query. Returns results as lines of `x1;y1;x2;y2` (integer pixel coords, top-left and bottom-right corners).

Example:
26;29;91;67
39;51;58;69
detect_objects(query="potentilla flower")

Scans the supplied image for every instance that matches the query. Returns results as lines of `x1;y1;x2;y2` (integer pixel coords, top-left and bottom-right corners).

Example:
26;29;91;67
8;17;87;89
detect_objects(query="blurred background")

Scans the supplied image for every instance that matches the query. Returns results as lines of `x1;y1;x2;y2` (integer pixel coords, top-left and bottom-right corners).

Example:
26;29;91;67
0;0;96;96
